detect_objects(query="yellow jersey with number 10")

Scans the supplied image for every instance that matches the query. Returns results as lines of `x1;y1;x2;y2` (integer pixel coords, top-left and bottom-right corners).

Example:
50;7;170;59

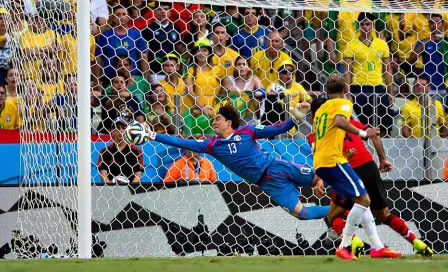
313;98;353;170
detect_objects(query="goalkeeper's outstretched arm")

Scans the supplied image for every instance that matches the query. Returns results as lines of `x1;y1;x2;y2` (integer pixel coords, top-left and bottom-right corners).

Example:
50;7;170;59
151;132;209;154
253;118;296;139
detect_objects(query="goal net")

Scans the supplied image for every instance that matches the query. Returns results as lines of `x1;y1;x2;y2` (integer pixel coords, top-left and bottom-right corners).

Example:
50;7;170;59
0;0;447;259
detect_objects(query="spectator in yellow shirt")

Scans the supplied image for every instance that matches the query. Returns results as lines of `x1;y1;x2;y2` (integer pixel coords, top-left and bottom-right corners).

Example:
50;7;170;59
402;77;448;138
343;12;393;137
164;147;217;183
250;31;293;89
0;85;21;129
210;23;239;77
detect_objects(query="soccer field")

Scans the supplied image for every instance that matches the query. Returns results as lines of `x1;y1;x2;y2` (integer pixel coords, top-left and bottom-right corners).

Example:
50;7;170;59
1;256;448;272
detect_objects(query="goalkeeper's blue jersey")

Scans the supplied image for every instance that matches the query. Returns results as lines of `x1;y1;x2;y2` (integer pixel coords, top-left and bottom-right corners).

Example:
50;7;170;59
155;119;296;184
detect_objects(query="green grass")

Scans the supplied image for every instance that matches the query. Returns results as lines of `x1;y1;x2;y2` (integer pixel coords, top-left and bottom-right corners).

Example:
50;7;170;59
1;255;448;272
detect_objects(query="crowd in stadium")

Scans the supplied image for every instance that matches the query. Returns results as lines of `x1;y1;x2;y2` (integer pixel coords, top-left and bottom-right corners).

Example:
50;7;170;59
0;0;448;140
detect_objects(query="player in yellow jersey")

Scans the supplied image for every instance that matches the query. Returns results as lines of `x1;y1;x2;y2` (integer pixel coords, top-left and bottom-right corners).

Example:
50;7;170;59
313;73;402;260
343;12;393;137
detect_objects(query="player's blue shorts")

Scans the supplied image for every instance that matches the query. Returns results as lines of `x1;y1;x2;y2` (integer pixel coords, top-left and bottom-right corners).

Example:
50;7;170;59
257;158;314;214
316;162;367;200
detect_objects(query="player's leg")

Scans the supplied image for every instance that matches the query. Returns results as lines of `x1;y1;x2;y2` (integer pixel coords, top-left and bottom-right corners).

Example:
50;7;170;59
328;191;365;259
351;162;402;258
259;159;329;220
356;162;434;257
316;163;370;260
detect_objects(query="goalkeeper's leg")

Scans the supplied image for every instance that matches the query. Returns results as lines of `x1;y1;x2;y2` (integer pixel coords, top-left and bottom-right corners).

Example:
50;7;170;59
257;159;330;220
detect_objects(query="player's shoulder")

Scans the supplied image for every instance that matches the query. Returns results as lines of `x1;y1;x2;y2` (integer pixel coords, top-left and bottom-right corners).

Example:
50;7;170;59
374;38;389;49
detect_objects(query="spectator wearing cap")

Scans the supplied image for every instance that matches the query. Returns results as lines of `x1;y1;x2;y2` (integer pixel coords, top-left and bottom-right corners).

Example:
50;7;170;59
266;60;311;136
105;54;151;107
164;146;216;183
185;38;236;117
97;72;145;134
210;22;239;77
231;7;271;58
142;1;181;81
94;5;149;89
97;118;144;184
250;31;293;89
159;54;194;116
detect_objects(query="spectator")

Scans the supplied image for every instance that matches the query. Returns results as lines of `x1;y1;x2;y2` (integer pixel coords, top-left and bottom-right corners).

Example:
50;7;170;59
0;8;11;85
94;5;149;89
325;9;385;75
37;58;65;104
9;0;28;38
250;31;293;89
19;78;42;130
402;77;447;138
142;1;181;80
409;13;448;97
158;53;194;115
127;0;150;30
266;61;311;136
343;12;393;137
210;5;242;37
232;7;271;59
97;118;144;184
170;2;203;38
5;67;20;107
210;22;239;77
183;9;210;48
53;73;78;132
59;11;96;76
143;83;176;134
164;147;217;183
0;84;21;129
97;72;145;134
227;56;263;124
185;38;234;117
91;0;109;34
105;54;150;107
183;105;214;137
18;13;61;81
386;13;418;77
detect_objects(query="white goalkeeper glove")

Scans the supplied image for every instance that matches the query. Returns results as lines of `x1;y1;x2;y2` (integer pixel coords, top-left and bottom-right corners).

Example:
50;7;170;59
142;122;157;141
289;101;311;124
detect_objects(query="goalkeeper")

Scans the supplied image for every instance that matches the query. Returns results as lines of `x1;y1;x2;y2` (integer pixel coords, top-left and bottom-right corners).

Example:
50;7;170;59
145;102;329;220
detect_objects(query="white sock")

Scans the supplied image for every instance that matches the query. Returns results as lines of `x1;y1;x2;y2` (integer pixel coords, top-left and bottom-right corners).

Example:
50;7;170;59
339;203;367;249
361;208;384;250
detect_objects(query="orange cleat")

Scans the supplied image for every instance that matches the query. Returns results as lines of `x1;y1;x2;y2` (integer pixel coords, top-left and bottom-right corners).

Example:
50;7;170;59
370;247;403;258
336;247;355;260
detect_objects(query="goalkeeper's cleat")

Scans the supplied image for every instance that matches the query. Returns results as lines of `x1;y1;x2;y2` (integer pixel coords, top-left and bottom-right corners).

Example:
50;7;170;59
336;246;355;260
370;247;403;258
290;101;311;123
351;235;364;259
413;239;433;257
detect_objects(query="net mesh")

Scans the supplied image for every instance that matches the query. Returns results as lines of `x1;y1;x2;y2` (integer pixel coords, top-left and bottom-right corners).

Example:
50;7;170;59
0;0;446;259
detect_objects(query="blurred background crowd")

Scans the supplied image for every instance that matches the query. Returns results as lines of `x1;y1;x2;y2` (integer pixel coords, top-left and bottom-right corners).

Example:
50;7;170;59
1;0;448;140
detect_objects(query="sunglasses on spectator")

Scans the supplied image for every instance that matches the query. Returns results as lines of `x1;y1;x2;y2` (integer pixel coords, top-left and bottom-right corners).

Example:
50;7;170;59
280;70;294;75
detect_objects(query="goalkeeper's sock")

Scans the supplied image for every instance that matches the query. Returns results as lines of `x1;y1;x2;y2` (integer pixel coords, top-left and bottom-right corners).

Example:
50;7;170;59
339;204;366;249
360;208;384;250
297;205;330;220
331;216;346;236
385;214;416;244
